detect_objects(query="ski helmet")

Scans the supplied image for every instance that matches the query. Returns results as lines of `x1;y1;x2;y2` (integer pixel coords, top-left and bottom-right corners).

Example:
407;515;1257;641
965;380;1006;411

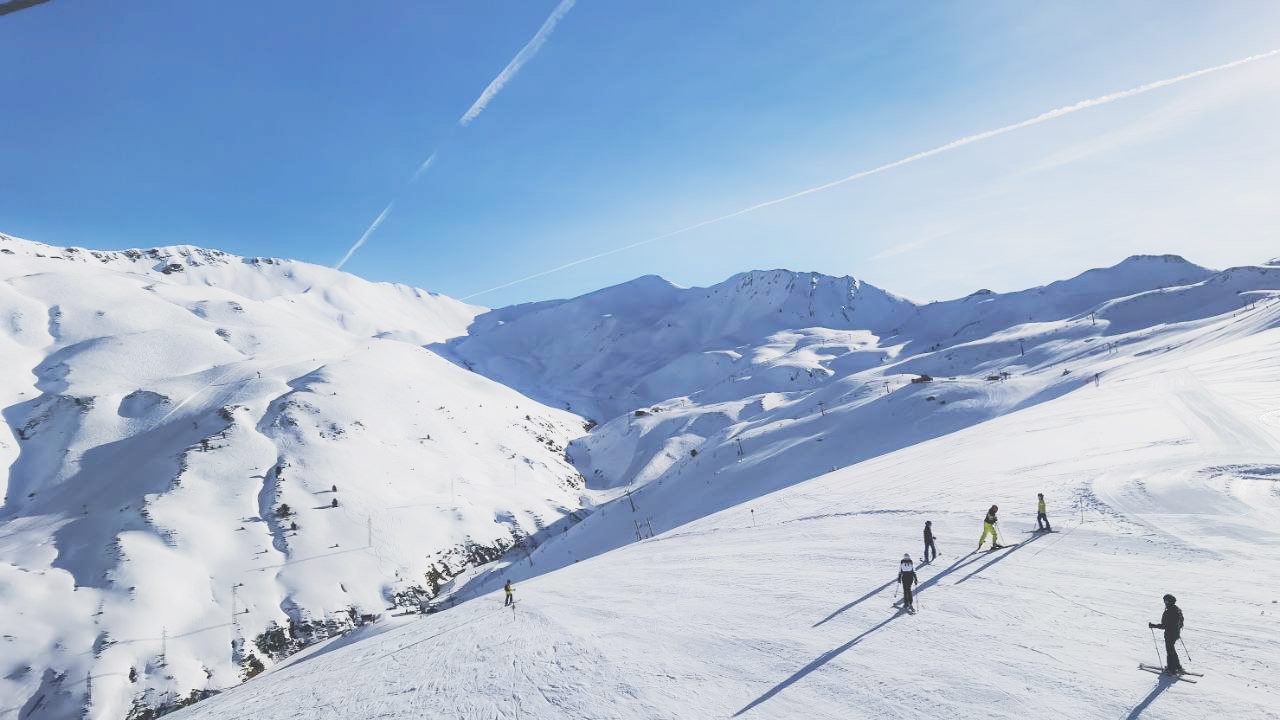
1163;594;1176;605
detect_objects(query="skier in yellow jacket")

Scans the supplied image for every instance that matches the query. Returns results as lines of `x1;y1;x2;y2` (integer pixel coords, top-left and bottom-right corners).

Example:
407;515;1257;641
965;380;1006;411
977;505;1002;550
1036;493;1052;532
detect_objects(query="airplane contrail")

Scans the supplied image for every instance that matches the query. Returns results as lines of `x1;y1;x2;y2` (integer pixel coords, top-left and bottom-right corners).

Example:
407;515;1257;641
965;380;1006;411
460;0;577;126
335;200;396;270
334;1;576;269
461;47;1280;301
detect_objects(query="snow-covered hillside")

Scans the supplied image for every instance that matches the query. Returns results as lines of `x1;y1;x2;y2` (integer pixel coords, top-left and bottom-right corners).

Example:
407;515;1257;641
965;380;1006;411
5;231;1280;720
0;234;588;720
172;258;1280;720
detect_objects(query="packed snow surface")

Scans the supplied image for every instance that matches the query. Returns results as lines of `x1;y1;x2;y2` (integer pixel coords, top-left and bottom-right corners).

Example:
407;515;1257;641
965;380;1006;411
176;285;1280;720
4;230;1280;720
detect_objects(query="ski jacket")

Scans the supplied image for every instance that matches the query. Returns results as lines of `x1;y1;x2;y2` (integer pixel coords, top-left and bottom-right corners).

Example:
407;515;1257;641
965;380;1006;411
984;511;998;525
1037;499;1046;513
1154;606;1183;639
898;569;917;586
924;526;934;542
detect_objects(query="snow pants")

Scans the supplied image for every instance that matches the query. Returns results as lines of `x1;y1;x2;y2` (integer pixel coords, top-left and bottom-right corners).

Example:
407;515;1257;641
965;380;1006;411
978;522;998;548
1037;511;1051;531
505;593;513;607
901;579;914;609
1165;635;1183;673
924;540;937;562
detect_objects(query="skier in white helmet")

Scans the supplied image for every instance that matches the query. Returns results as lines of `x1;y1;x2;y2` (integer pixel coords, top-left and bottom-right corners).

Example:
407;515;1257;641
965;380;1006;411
898;554;919;613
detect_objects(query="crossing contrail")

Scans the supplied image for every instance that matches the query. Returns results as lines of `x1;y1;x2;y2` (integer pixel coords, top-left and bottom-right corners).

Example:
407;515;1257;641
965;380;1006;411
461;46;1280;301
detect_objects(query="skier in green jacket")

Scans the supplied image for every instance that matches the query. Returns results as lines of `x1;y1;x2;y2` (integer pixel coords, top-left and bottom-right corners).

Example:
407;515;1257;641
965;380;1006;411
1036;493;1051;532
977;505;1002;550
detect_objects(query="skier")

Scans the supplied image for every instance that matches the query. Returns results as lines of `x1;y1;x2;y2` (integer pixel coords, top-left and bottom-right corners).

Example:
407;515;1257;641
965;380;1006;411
977;504;1002;550
1036;493;1051;532
897;554;918;612
504;579;515;607
923;521;937;562
1148;594;1185;675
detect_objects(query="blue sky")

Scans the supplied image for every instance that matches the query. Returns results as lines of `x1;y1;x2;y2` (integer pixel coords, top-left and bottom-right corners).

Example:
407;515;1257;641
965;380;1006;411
3;1;1279;307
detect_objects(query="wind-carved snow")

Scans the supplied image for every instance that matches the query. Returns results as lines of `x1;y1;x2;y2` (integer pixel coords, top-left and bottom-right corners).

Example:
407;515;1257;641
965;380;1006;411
5;231;1280;720
0;233;587;720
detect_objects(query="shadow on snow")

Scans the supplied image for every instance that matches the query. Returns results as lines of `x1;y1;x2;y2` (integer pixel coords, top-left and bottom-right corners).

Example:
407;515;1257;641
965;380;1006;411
1125;674;1178;719
735;611;904;716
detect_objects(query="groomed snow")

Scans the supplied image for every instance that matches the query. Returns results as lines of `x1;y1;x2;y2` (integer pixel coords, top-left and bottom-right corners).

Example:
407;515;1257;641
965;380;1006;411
172;256;1280;720
172;294;1280;720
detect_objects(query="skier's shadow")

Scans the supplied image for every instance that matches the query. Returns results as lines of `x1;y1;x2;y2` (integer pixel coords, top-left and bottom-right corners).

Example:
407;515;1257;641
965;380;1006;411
735;612;902;716
811;552;981;628
953;531;1049;586
811;578;896;627
1125;674;1177;719
915;551;985;593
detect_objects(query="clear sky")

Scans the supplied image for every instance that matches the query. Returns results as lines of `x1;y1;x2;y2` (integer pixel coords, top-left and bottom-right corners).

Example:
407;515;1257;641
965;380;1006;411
3;1;1279;307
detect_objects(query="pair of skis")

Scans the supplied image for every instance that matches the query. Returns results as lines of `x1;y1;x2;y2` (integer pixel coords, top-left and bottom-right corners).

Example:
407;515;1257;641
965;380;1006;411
1137;664;1203;683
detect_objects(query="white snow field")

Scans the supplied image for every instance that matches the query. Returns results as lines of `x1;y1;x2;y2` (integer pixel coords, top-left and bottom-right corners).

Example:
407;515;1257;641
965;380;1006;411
4;231;1280;720
0;234;588;720
171;256;1280;720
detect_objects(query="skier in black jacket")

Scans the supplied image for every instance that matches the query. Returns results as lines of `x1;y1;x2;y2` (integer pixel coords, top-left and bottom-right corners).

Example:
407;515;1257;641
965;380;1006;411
898;554;918;612
923;521;937;562
1148;594;1184;674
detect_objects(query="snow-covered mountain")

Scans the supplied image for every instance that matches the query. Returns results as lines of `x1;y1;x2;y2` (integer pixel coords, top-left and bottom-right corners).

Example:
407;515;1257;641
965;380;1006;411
178;254;1280;720
0;233;588;720
4;230;1280;720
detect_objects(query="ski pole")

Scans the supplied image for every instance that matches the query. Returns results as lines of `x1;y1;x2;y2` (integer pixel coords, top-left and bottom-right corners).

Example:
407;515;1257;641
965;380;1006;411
1150;627;1163;667
1179;636;1192;665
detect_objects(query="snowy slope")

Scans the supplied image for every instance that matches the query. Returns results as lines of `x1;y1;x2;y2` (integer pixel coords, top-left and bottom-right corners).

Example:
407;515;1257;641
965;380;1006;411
169;279;1280;720
442;270;918;421
0;234;588;720
7;230;1280;720
443;259;1215;425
